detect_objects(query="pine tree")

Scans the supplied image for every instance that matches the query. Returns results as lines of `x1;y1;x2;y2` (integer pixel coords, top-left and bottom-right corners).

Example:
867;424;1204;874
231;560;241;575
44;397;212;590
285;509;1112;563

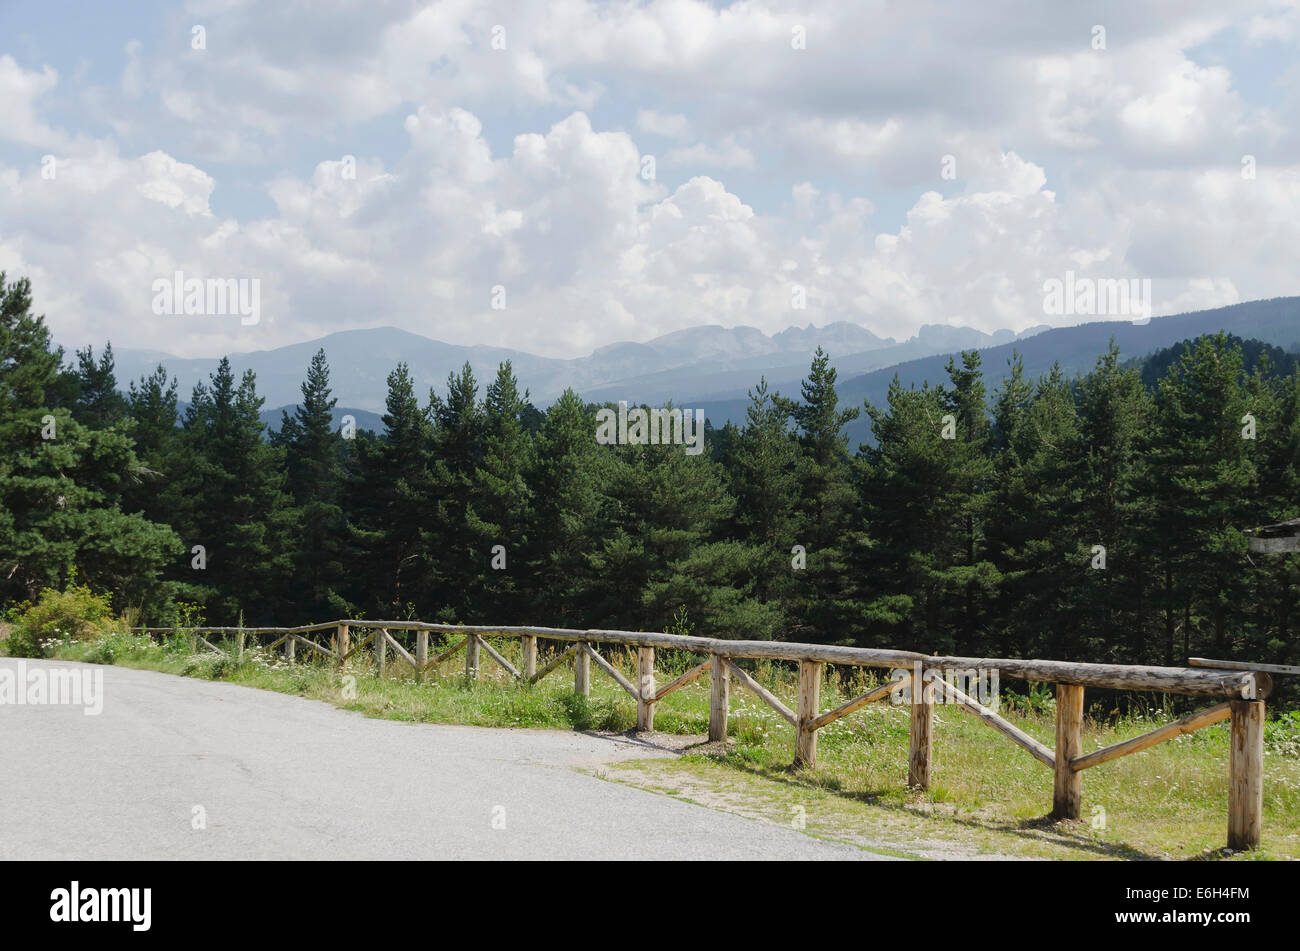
0;275;181;614
778;348;860;643
591;411;758;637
347;363;433;619
726;378;801;628
123;364;179;521
1078;342;1157;663
277;349;346;620
427;363;483;620
521;390;602;628
165;359;291;623
71;343;128;430
467;362;532;619
1151;333;1257;660
987;357;1084;657
859;363;997;655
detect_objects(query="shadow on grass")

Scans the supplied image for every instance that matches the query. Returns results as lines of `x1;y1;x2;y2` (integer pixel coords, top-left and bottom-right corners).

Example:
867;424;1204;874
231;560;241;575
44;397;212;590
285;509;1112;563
703;753;1161;860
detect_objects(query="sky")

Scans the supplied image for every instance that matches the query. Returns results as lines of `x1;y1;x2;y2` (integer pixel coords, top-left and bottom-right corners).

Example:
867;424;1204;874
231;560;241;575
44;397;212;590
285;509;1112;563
2;0;1299;359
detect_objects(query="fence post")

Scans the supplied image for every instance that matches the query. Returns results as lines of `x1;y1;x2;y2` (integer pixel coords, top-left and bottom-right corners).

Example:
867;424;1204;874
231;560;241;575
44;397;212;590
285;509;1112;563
575;643;590;697
374;627;387;677
708;654;729;742
795;660;823;768
285;634;296;663
636;647;656;732
908;668;933;788
415;631;428;681
1052;684;1085;820
1228;698;1264;850
465;634;480;682
523;635;538;681
337;624;349;670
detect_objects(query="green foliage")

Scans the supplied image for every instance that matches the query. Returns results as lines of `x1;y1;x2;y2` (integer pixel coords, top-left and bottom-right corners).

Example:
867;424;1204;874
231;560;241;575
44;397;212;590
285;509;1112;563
6;581;121;657
1265;710;1300;757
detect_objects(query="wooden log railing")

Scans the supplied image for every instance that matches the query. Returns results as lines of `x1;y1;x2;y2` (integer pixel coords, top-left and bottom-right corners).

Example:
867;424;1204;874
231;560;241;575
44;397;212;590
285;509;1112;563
137;619;1278;851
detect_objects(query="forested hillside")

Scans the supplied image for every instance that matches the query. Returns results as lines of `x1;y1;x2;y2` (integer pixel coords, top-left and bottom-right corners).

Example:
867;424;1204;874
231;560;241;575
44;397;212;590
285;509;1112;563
2;272;1297;686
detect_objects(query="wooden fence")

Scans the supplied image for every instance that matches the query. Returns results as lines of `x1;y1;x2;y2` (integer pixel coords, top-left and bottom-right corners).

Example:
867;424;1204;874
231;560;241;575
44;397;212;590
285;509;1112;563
138;619;1282;852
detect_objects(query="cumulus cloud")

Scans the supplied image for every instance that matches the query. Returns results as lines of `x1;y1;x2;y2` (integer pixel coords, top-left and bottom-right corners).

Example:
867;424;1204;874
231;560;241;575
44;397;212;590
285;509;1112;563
2;0;1299;361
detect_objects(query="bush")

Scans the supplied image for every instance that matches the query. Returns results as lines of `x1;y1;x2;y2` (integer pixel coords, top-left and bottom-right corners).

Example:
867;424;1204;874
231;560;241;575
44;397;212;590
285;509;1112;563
6;583;121;658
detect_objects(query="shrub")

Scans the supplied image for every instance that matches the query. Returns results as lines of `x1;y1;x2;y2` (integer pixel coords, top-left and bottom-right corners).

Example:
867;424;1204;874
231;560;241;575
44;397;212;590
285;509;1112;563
6;583;121;658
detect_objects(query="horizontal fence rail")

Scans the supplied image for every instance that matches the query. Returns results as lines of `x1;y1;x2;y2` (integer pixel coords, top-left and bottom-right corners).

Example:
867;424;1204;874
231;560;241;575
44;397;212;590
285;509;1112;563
136;619;1281;852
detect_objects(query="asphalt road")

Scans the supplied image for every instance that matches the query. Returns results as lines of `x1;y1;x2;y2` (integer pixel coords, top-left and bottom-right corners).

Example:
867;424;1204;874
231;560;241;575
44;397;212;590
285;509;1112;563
0;659;882;860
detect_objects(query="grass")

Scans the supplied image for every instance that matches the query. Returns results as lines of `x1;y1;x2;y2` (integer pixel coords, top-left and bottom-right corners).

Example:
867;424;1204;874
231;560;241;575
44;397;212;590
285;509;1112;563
17;628;1300;860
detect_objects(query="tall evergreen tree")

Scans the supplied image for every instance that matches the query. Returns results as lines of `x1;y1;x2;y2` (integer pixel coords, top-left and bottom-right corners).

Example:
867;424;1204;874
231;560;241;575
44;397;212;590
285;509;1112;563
348;363;432;619
71;343;128;430
987;357;1084;657
427;363;483;621
1078;342;1157;663
165;358;291;623
0;275;181;613
726;378;801;627
1151;333;1256;659
467;361;532;619
779;348;860;643
276;349;346;620
521;390;602;628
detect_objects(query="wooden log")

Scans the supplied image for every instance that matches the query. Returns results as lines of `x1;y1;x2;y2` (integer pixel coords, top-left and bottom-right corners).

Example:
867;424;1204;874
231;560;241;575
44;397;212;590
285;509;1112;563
341;629;376;661
297;635;337;660
465;634;480;681
478;636;522;680
415;631;428;681
708;654;729;742
574;643;590;697
267;634;289;651
809;675;908;731
285;633;296;662
522;635;538;680
930;675;1055;769
198;636;227;657
725;659;796;726
374;626;387;675
1052;684;1085;820
795;660;823;768
383;630;418;671
1190;657;1300;677
908;672;934;789
141;618;1271;698
583;644;639;701
432;637;467;666
652;658;711;703
532;644;578;683
327;622;926;669
1228;699;1264;850
636;647;656;732
926;654;1260;699
1071;702;1231;772
337;624;350;670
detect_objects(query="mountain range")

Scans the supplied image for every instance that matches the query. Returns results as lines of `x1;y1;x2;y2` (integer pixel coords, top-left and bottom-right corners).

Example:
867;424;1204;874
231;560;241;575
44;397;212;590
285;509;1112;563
113;298;1300;446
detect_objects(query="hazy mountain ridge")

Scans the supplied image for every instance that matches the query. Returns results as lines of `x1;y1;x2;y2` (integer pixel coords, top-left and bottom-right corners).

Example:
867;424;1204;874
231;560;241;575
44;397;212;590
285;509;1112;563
113;319;1036;414
113;300;1298;447
694;297;1300;448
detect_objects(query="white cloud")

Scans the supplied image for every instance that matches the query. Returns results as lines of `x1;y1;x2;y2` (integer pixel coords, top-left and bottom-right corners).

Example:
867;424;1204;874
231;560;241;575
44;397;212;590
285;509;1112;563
3;0;1300;364
0;56;72;149
665;137;755;169
637;109;692;140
